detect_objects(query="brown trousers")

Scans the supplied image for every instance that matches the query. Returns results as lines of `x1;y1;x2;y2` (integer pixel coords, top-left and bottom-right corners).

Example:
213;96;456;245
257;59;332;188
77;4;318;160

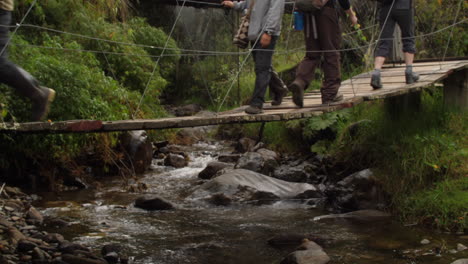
295;6;342;102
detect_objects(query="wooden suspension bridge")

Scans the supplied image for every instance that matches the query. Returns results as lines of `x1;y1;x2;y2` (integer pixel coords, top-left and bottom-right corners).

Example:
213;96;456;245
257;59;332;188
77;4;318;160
0;59;466;134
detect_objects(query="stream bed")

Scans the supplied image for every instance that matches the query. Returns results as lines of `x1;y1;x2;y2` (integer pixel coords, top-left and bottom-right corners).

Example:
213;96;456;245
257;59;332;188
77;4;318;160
36;142;468;264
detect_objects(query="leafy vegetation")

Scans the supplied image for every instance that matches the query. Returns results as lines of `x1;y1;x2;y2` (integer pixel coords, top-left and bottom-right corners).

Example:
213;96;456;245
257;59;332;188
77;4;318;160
0;0;180;186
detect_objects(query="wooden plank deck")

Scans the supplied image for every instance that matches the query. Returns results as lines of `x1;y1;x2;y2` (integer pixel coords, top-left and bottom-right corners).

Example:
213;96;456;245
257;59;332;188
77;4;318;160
1;60;466;134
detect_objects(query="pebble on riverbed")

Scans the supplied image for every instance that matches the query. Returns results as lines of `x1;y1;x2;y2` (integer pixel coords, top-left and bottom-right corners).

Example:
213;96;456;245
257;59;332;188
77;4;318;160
1;185;128;264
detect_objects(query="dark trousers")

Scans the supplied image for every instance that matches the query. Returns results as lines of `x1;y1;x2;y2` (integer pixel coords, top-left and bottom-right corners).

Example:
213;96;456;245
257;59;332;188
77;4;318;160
250;36;282;108
375;7;416;57
0;9;41;102
295;7;342;102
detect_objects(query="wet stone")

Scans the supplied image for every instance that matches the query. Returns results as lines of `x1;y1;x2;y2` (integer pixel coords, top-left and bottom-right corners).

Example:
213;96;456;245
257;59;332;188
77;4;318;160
457;243;467;251
3;207;14;212
420;239;430;245
17;239;38;252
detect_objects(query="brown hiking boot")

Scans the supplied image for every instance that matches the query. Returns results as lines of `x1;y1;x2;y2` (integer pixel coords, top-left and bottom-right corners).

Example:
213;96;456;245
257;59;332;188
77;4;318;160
271;85;289;106
289;79;305;108
245;105;263;115
32;86;56;121
322;92;343;104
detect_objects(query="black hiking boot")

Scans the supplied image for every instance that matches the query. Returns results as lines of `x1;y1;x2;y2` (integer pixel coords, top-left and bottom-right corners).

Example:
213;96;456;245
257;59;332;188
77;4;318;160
405;71;419;84
370;71;382;90
32;86;56;122
271;85;288;106
289;79;305;108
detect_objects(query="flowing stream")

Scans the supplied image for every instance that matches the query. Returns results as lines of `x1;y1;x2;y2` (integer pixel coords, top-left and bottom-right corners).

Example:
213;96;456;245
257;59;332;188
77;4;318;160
37;141;467;264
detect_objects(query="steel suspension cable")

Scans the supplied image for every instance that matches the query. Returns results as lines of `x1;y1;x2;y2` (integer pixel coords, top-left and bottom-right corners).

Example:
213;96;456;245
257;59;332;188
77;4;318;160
0;0;38;56
440;0;464;69
133;0;188;118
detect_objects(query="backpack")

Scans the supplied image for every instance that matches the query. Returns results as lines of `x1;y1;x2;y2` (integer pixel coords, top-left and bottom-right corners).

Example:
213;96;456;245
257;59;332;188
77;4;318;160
295;0;330;12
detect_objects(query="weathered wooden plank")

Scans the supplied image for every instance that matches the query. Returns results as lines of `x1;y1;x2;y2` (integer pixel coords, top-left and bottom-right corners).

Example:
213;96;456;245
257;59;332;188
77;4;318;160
0;60;466;134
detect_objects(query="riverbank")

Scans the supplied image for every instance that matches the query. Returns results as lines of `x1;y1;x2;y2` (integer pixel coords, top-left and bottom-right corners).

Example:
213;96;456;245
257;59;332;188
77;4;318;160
2;137;467;264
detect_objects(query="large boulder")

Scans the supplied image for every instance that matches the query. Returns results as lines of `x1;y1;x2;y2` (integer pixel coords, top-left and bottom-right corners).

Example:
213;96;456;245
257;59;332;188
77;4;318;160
189;169;320;203
119;130;153;174
326;169;387;211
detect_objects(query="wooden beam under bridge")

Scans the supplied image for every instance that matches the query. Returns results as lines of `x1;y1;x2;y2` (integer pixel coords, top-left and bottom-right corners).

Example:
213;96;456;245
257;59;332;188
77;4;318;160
0;60;466;134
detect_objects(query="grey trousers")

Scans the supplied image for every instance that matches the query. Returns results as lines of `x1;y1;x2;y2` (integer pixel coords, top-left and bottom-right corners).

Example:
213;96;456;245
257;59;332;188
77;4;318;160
375;6;416;57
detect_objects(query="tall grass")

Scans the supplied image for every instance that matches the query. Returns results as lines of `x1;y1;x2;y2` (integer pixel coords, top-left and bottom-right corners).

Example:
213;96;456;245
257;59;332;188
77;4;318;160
329;87;467;230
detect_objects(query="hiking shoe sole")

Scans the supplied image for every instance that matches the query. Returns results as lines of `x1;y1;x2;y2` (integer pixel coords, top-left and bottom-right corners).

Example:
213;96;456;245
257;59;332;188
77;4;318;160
271;86;289;106
33;87;56;121
289;82;304;108
405;72;420;84
323;92;343;104
370;74;382;89
245;105;263;115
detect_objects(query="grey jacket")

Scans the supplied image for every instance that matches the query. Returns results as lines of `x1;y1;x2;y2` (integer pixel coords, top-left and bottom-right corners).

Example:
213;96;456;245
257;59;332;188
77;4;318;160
233;0;285;41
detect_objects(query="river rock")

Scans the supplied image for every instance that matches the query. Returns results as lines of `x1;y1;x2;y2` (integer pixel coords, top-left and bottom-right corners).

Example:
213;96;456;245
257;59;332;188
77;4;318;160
164;153;187;168
327;169;386;211
26;206;43;225
268;234;330;249
235;152;264;173
198;161;233;180
420;239;430;245
235;137;256;153
59;242;91;254
452;260;468;264
218;153;241;163
313;210;391;222
280;239;330;264
17;239;38;252
134;197;175;211
457;243;467;251
174;104;202;117
62;254;107;264
189;169;319;202
207;193;232;206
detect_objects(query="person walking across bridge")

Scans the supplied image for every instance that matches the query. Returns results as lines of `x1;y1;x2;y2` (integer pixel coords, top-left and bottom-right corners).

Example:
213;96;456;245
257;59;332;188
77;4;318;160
222;0;288;114
0;0;55;121
370;0;419;89
289;0;358;107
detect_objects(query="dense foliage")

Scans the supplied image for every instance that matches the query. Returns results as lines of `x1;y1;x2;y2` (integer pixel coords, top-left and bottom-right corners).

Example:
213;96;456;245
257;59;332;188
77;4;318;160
0;0;180;186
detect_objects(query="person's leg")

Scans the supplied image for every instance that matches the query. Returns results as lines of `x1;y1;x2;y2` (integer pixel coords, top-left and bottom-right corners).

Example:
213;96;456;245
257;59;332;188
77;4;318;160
394;8;419;84
290;12;321;107
371;6;396;89
319;7;342;104
0;9;55;121
247;37;277;114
